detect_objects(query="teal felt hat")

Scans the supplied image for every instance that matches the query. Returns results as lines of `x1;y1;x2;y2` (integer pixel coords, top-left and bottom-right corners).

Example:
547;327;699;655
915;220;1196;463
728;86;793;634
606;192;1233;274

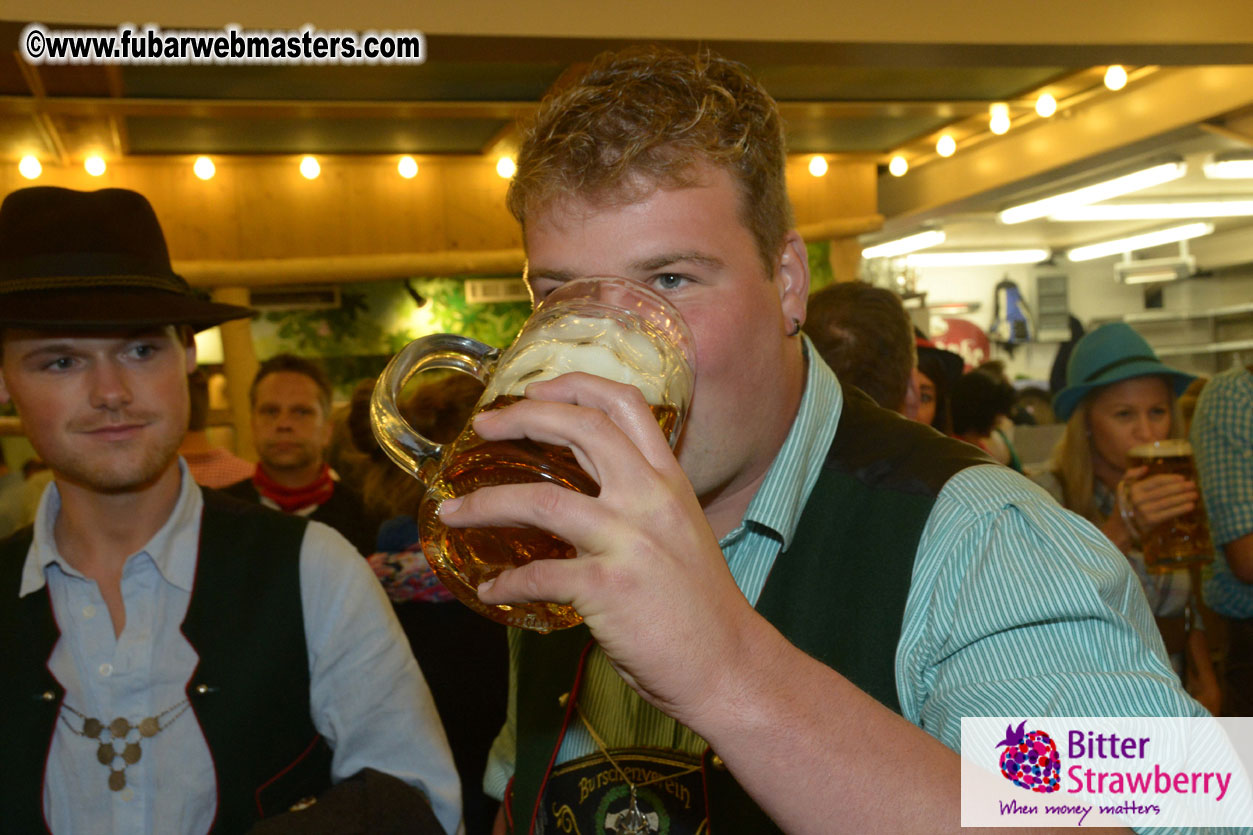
1052;322;1195;421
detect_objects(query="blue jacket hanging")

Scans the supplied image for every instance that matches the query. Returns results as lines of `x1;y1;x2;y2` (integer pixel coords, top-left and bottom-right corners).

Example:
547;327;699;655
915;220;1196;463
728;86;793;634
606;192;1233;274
989;277;1034;356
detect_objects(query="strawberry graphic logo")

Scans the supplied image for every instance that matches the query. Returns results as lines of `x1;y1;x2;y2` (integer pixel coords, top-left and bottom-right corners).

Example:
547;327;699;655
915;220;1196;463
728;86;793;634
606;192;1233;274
996;720;1061;793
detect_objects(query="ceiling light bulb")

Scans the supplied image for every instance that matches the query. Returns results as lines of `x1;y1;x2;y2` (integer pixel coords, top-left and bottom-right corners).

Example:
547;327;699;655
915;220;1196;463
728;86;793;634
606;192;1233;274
84;155;107;177
398;156;419;179
808;155;828;177
1066;222;1214;262
999;160;1186;224
989;103;1011;135
19;155;42;179
300;156;320;179
1104;65;1128;91
1035;93;1057;118
936;135;956;157
193;156;215;181
861;229;946;260
496;156;517;179
888;156;908;177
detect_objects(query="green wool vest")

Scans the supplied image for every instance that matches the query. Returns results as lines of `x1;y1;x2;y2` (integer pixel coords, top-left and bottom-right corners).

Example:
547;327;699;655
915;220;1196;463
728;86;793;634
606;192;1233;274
0;489;333;834
509;389;994;833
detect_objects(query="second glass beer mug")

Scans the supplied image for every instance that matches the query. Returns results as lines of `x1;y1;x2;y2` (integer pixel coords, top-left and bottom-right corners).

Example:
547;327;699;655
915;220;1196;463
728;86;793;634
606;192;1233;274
371;277;695;632
1126;439;1214;572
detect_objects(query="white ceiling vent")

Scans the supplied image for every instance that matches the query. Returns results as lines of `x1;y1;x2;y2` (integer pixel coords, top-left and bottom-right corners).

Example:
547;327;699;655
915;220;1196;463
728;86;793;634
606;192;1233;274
248;285;341;310
1114;256;1197;285
464;278;530;305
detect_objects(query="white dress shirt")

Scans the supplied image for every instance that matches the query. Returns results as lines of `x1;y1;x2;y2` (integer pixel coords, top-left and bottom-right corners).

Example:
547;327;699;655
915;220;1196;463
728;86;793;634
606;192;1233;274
18;460;462;834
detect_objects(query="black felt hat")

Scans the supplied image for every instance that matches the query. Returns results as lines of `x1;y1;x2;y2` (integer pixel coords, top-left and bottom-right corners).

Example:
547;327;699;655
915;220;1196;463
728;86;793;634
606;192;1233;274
0;187;254;332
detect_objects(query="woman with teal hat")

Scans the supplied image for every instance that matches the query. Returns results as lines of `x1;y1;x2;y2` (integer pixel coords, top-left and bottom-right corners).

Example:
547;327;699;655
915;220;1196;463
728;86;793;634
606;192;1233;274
1032;321;1220;713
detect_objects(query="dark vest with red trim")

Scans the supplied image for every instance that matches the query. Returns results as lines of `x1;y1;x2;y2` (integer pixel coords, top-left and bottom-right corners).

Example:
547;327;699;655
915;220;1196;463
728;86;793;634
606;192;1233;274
508;388;995;833
0;488;333;834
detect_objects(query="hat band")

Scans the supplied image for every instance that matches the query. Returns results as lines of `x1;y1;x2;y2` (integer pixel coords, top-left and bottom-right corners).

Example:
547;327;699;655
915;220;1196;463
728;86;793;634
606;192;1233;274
1082;354;1158;383
1;250;186;288
0;274;185;296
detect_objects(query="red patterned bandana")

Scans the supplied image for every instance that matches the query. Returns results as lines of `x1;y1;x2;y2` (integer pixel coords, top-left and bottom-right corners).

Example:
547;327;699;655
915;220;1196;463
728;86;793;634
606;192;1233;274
252;463;334;513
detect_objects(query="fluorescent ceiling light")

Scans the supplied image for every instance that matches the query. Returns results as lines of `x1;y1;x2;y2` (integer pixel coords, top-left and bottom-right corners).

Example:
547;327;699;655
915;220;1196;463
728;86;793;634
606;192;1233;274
998;161;1185;225
1204;157;1253;179
1050;200;1253;221
1066;222;1214;262
861;229;945;259
905;249;1051;267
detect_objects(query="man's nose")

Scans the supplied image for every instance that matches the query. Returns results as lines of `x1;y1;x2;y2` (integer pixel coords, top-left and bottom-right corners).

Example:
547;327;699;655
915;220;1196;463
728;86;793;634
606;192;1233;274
89;361;133;410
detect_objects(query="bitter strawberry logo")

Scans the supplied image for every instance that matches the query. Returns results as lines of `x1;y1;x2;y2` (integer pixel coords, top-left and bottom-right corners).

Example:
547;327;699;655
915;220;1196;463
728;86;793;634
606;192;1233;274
996;720;1061;793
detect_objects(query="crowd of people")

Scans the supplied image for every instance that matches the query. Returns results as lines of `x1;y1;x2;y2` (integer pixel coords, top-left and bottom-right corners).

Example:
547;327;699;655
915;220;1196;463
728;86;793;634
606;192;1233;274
804;279;1243;722
1;45;1250;835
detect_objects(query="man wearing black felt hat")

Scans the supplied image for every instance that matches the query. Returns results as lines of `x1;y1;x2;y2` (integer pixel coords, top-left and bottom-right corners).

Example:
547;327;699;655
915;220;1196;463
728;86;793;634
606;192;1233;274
0;187;461;834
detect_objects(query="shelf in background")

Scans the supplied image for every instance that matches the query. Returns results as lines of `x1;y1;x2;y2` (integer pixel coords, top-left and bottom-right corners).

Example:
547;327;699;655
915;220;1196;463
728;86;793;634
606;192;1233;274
1120;301;1253;325
1155;338;1253;358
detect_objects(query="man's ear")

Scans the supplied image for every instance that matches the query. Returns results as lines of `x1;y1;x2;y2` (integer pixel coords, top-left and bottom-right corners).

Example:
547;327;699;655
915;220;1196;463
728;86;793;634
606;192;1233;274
775;230;811;333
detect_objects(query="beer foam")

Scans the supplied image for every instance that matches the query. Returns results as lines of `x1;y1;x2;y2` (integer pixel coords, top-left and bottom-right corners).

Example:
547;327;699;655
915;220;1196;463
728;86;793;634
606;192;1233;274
483;314;692;407
1129;439;1192;458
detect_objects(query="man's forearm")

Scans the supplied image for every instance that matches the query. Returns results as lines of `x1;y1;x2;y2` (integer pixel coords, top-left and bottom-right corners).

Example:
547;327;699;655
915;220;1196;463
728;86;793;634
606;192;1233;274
688;617;1133;835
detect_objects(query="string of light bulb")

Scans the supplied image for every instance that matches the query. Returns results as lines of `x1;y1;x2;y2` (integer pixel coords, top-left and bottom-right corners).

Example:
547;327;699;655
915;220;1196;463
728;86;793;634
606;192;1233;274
12;153;518;182
877;65;1153;179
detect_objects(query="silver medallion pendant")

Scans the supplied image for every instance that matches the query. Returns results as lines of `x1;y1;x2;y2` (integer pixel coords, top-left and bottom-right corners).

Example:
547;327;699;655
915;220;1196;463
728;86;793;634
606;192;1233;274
607;789;659;835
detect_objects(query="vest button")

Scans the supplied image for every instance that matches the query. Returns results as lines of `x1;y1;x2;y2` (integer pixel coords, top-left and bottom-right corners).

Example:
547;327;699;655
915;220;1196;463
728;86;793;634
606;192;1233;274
710;754;726;770
194;684;210;695
40;690;57;702
557;692;569;708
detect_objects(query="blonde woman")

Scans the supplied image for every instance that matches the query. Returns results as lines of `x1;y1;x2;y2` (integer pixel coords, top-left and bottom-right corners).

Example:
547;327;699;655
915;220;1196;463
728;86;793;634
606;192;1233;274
1033;322;1221;714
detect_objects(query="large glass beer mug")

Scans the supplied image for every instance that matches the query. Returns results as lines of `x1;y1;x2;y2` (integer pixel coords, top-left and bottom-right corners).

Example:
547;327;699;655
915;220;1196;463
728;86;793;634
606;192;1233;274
1126;439;1214;572
371;277;695;632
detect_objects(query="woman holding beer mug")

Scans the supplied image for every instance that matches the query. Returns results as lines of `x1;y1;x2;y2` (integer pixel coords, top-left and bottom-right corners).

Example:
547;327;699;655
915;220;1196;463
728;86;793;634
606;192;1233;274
1032;322;1221;714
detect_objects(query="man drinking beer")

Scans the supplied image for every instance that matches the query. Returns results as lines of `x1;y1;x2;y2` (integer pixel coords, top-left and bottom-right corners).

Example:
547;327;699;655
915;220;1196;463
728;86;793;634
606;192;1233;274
439;47;1206;834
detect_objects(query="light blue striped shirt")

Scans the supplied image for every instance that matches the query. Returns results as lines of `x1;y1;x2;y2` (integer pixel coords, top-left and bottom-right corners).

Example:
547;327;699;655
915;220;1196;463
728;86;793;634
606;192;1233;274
19;461;462;835
485;343;1203;809
1191;365;1253;618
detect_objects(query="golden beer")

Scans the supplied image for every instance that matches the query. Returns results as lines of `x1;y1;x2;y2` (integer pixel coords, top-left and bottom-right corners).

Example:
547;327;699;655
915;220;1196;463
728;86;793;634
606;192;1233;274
1127;439;1213;572
368;277;695;632
418;396;680;632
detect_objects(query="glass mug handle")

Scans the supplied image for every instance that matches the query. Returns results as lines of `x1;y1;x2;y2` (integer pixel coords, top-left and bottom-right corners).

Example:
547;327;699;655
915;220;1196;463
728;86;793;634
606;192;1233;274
370;334;499;483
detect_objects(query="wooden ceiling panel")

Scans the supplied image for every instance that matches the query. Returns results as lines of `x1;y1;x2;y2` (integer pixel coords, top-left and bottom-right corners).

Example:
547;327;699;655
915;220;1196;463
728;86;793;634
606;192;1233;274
48;113;114;156
123;115;508;155
0;115;54;157
0;53;32;96
119;62;565;102
32;64;113;97
785;114;951;154
757;65;1072;102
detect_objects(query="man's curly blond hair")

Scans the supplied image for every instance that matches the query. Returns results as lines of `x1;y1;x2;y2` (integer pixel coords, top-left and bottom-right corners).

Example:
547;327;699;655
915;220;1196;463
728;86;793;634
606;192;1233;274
507;46;793;277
